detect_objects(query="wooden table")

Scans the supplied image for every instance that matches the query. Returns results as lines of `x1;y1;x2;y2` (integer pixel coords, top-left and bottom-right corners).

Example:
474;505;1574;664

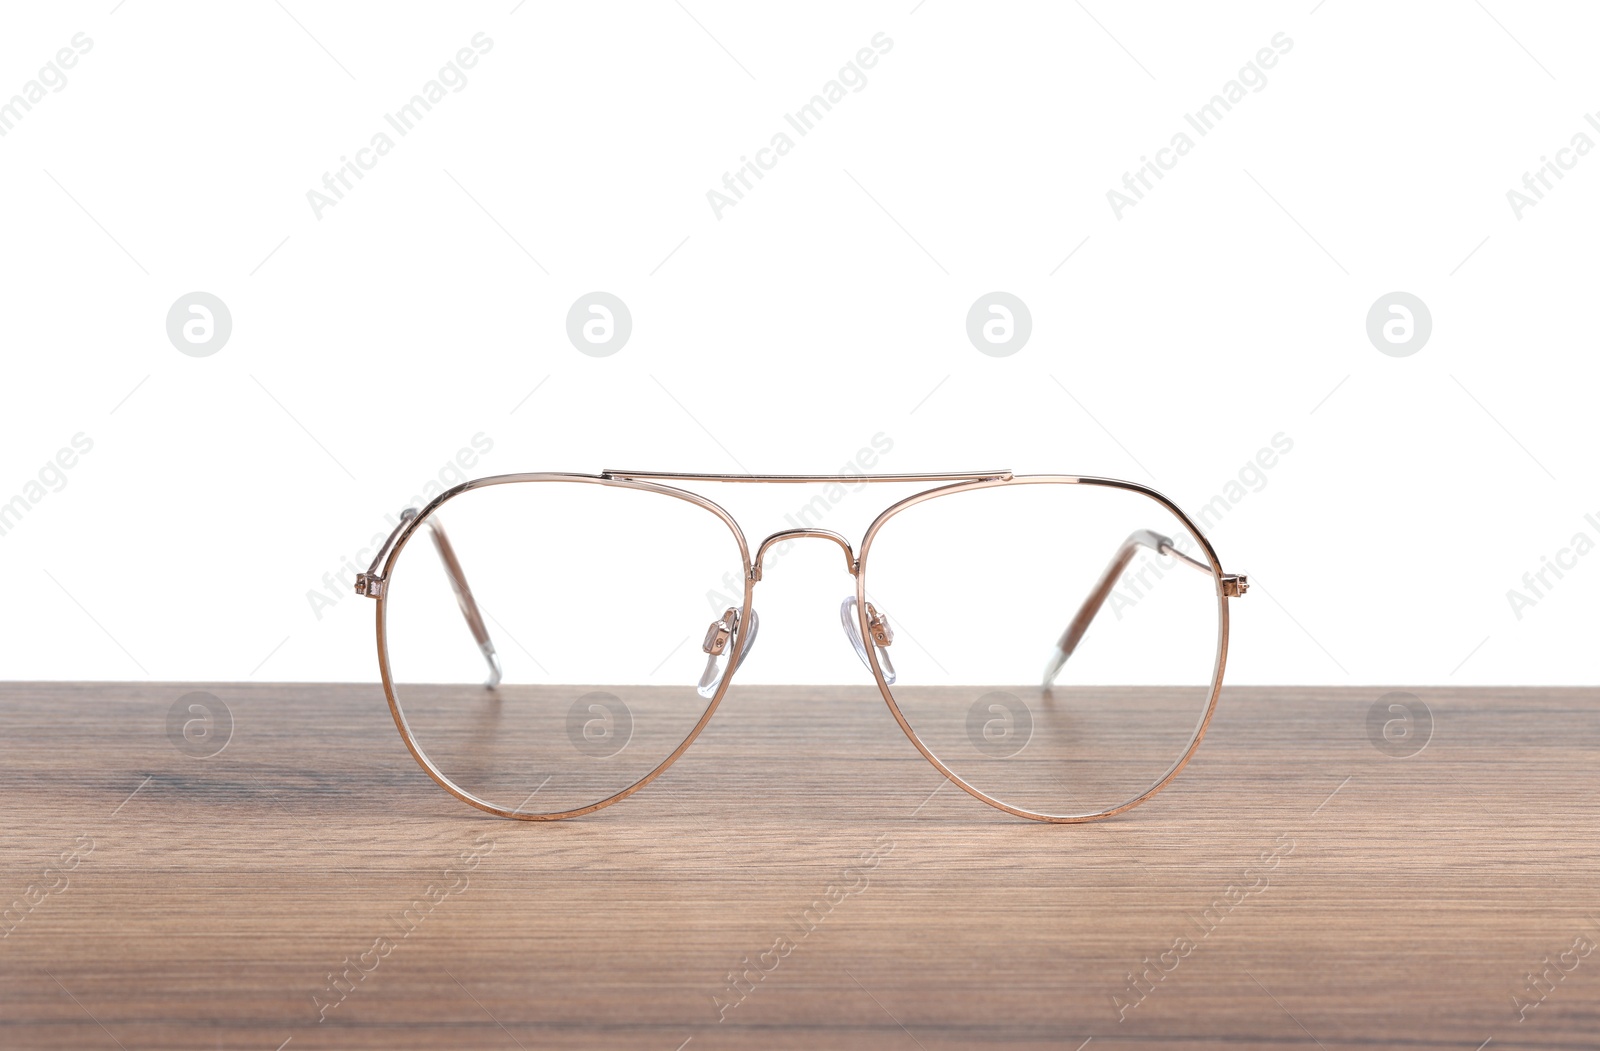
1;683;1596;1049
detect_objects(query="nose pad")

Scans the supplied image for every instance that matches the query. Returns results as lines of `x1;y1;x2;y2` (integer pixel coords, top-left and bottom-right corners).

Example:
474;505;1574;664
696;606;760;699
839;596;896;685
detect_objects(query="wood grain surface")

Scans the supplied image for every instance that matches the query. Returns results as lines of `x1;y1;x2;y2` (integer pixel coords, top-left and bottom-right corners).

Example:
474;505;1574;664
0;682;1597;1049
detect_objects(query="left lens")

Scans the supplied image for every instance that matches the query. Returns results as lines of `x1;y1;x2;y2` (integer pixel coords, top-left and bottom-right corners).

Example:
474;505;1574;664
381;478;748;818
858;479;1223;820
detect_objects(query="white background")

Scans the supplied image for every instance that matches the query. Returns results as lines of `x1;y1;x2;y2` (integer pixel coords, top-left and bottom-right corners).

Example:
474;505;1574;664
0;0;1593;685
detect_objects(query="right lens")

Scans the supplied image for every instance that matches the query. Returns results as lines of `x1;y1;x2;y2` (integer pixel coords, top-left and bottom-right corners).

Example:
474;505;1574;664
860;479;1223;820
381;478;748;817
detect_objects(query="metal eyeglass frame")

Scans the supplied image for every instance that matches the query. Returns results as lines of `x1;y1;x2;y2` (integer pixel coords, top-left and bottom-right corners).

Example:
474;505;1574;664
356;469;1248;823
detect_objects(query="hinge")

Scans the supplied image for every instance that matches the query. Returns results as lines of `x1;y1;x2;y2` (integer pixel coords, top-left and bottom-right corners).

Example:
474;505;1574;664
355;573;385;599
1221;574;1249;598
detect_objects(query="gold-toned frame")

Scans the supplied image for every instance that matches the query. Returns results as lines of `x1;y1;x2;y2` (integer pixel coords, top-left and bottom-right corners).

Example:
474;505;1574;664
359;470;1244;823
368;472;756;822
854;474;1230;823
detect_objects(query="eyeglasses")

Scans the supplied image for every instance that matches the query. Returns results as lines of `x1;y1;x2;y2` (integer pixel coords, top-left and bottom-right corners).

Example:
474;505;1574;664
356;470;1247;822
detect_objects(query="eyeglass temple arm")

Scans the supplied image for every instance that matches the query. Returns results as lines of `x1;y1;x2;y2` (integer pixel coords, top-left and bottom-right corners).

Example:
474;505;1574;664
358;508;502;688
423;514;502;689
1041;528;1212;687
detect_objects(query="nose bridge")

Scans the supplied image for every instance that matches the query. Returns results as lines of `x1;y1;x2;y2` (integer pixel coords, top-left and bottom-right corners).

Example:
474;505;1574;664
753;528;857;580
